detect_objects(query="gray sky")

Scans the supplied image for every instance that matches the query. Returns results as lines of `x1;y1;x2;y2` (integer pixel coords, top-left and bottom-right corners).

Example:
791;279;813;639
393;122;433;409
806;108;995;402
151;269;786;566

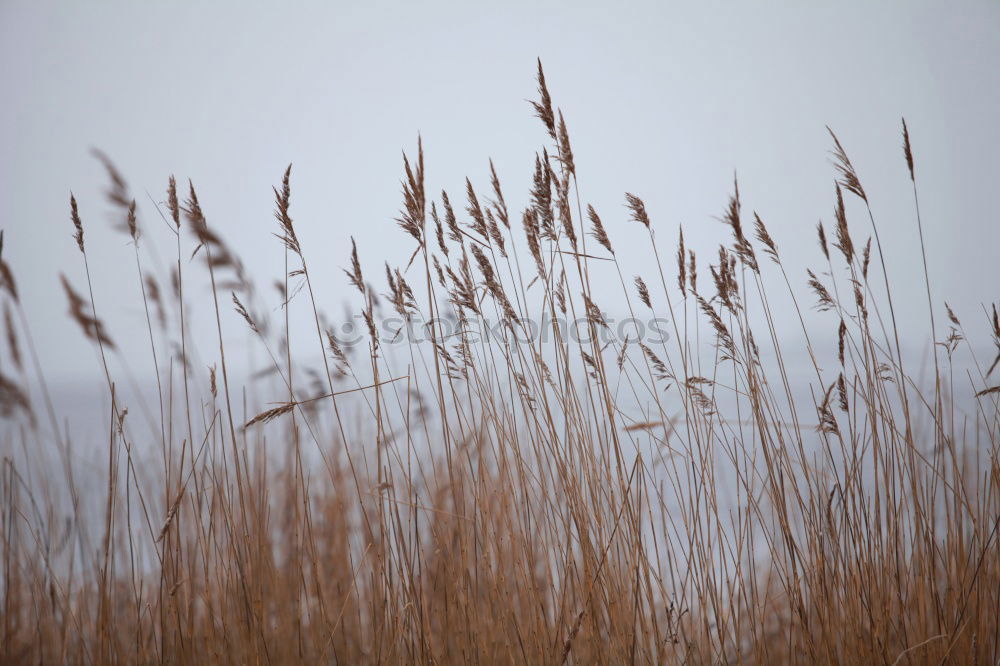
2;0;998;392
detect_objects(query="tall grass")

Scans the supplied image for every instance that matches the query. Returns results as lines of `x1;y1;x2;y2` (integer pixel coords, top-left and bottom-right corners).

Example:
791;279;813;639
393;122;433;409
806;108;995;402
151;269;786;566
1;62;998;664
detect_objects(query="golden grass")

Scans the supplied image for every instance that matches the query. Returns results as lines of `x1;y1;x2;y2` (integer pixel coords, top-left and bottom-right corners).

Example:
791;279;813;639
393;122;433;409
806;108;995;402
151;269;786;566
1;62;998;664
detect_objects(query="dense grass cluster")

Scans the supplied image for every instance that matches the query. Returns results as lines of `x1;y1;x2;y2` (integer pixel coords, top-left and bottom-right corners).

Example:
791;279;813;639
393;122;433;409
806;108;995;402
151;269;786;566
1;63;998;664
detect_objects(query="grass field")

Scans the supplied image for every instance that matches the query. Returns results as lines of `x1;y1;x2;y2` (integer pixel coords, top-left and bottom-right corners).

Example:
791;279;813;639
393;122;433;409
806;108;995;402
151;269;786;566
1;62;998;664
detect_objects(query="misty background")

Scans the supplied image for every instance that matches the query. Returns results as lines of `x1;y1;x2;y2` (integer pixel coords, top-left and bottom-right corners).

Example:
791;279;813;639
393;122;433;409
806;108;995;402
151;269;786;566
1;1;998;441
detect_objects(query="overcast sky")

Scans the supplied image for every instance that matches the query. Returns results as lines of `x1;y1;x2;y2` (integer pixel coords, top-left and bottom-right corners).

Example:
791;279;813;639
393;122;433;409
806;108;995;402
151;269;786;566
2;0;998;396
